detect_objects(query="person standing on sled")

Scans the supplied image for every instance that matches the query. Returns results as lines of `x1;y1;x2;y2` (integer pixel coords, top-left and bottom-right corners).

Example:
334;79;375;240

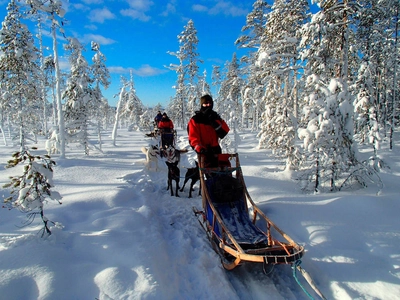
188;95;229;167
158;113;174;131
154;111;163;127
158;113;174;148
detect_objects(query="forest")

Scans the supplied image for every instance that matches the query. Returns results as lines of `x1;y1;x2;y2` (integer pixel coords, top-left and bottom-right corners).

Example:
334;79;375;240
0;0;399;193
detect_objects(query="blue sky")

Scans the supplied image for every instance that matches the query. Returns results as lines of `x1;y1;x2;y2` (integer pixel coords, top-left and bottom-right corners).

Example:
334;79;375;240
0;0;255;107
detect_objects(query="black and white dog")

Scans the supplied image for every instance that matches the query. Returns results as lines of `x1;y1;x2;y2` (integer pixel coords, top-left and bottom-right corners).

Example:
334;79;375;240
166;161;180;197
163;145;182;197
141;145;160;171
180;161;201;198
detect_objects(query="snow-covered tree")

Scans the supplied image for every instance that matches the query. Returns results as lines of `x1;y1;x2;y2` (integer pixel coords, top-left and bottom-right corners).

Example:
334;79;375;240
356;0;400;150
2;147;62;237
298;76;359;192
235;0;272;131
296;1;367;189
0;91;8;145
43;55;57;126
63;38;94;155
26;0;67;158
35;15;50;136
353;62;381;158
235;0;271;50
211;65;222;97
90;41;111;150
388;2;399;149
256;0;308;170
199;69;211;96
241;60;264;131
122;71;144;130
180;20;202;116
167;19;202;127
217;53;243;153
112;76;128;146
166;54;185;128
0;0;42;150
91;42;110;91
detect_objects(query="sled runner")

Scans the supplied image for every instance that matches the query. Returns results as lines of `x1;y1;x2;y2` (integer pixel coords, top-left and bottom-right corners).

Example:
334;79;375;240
193;153;326;300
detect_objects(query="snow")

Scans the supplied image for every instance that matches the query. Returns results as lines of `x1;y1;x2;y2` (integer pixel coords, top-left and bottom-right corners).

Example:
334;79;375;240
1;128;399;300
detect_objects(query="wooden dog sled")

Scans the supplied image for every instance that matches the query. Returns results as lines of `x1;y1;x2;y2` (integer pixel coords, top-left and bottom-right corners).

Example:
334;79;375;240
193;153;326;299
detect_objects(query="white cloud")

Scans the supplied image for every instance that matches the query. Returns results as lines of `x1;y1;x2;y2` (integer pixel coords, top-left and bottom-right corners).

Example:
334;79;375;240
82;0;103;4
81;34;116;45
88;8;116;23
120;9;151;22
109;64;168;77
134;64;168;76
58;56;70;72
108;66;128;74
193;1;248;17
71;3;89;11
121;0;154;21
161;3;176;17
84;24;98;31
126;0;154;10
192;4;207;12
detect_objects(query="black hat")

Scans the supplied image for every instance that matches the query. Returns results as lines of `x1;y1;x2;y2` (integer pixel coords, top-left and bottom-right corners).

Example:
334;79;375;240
200;95;213;110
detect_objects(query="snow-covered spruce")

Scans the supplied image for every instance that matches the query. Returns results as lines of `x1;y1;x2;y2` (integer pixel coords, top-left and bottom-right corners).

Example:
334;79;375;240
2;148;62;236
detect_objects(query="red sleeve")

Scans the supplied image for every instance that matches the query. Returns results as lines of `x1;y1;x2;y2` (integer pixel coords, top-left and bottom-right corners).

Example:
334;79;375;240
188;118;203;152
220;119;229;134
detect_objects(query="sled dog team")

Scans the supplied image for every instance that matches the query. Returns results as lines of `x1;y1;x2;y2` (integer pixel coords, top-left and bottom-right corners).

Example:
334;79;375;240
141;143;200;198
142;95;230;198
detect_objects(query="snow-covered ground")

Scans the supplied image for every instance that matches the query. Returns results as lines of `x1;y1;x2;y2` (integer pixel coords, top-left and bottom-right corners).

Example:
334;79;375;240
0;128;399;300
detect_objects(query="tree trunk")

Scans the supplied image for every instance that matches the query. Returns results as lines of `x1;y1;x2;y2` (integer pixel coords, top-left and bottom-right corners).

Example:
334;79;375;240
314;155;320;193
112;86;125;146
52;24;66;158
390;6;399;150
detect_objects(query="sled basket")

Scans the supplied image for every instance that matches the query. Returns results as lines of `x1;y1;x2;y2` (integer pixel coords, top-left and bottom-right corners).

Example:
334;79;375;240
197;153;304;270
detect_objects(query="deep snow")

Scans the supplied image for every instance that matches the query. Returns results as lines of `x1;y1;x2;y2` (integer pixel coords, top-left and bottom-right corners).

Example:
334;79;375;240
0;128;399;300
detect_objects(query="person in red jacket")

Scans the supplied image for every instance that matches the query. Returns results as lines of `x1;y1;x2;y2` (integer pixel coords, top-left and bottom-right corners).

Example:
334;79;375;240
188;95;229;167
158;113;174;132
158;113;174;147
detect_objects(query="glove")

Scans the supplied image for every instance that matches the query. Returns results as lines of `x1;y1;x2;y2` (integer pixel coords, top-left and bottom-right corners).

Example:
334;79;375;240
195;145;206;154
207;111;221;129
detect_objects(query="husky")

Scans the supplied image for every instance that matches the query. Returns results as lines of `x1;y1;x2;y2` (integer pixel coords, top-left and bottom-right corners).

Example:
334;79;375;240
166;160;180;197
145;129;158;139
162;145;189;197
162;145;181;164
180;161;201;198
162;145;181;196
141;145;160;171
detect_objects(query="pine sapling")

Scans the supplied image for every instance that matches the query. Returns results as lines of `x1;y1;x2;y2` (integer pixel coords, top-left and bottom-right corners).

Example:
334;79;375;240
2;147;62;237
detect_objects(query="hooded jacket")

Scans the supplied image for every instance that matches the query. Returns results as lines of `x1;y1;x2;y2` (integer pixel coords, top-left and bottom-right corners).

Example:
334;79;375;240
188;109;229;154
158;115;174;131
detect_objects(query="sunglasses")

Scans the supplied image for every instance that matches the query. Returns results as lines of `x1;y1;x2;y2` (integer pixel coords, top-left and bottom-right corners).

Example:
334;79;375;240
202;102;212;106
